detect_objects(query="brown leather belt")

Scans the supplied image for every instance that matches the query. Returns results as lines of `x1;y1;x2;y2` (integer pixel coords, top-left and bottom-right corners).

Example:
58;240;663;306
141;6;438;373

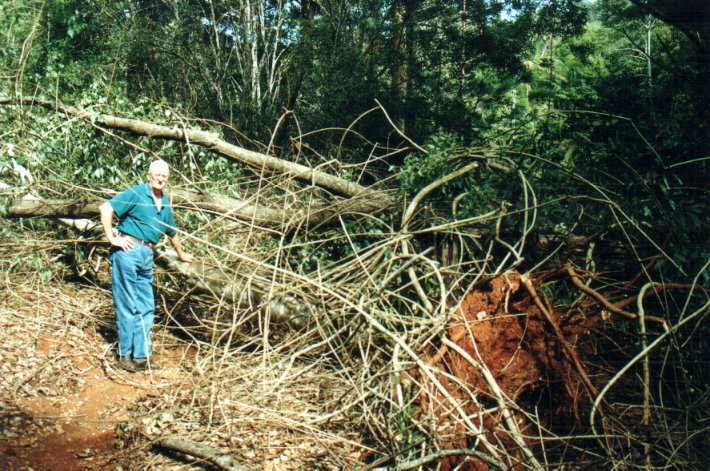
119;233;155;250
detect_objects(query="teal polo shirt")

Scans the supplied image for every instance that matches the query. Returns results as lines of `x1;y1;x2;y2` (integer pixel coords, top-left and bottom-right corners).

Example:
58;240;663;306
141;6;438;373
109;183;177;245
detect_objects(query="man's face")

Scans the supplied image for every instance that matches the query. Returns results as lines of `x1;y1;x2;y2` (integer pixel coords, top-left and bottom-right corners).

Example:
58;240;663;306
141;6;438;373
148;169;169;193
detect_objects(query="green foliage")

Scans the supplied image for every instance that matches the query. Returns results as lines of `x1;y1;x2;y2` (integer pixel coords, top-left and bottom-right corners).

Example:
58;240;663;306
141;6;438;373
27;250;52;281
0;0;705;284
387;402;428;464
397;133;507;224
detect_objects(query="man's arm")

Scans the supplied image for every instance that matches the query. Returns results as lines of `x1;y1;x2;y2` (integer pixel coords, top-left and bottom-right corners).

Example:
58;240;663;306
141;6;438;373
99;202;132;251
168;233;195;263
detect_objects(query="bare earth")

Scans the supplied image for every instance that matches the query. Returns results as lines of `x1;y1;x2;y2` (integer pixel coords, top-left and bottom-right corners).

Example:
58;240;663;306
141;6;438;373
0;280;197;470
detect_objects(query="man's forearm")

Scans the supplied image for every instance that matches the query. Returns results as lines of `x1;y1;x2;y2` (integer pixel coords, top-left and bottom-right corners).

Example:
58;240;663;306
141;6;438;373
169;233;194;263
99;202;116;244
170;234;183;256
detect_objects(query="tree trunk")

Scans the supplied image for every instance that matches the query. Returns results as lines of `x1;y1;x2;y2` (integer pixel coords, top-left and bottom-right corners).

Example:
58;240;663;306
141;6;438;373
389;0;420;134
1;185;390;230
156;251;313;330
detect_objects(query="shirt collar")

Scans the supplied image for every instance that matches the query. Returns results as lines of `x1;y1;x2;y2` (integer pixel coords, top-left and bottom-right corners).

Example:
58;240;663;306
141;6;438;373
143;182;166;202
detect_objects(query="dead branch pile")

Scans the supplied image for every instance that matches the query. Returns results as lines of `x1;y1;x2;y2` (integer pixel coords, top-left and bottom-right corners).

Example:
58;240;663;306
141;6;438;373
1;98;709;469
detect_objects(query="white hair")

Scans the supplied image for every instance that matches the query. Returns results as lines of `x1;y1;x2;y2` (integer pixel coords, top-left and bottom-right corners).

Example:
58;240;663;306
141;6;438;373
148;159;170;175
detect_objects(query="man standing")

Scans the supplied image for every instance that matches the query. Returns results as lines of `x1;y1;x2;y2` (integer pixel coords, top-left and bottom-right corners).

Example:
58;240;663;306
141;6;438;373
99;159;194;372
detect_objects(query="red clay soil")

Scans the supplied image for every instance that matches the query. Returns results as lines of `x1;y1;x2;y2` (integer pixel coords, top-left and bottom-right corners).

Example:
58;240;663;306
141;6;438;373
0;330;193;471
0;332;147;471
420;271;584;470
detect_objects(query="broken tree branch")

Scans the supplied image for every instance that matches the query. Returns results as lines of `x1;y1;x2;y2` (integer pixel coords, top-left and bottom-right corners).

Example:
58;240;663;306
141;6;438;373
637;281;653;469
156;437;247;471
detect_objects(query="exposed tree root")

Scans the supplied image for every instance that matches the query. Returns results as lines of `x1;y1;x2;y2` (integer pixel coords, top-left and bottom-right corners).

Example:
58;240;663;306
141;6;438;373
418;271;585;470
566;266;666;326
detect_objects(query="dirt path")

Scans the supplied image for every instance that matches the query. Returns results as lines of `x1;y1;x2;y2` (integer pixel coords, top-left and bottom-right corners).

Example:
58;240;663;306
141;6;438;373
0;272;369;470
0;283;190;471
2;337;143;470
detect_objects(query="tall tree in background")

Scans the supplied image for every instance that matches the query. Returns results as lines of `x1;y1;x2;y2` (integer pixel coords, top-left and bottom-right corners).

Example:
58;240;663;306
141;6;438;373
382;0;586;143
119;0;293;139
604;0;709;172
388;0;419;133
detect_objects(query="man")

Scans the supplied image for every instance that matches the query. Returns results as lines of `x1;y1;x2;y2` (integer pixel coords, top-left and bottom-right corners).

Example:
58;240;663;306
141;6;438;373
99;159;194;373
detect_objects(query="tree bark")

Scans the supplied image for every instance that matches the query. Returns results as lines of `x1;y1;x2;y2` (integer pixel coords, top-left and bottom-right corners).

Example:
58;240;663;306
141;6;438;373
1;198;101;219
389;0;420;133
0;190;286;227
156;251;312;329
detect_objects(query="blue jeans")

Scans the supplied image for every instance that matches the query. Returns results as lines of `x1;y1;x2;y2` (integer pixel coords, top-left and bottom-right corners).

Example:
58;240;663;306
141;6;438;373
110;245;155;361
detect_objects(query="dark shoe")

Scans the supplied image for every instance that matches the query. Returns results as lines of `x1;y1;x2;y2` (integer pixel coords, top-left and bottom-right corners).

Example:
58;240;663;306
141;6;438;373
117;356;138;373
133;359;159;372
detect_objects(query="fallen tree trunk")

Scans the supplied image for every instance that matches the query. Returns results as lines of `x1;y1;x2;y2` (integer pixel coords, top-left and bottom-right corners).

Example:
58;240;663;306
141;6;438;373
1;197;101;219
0;96;395;216
0;193;288;228
156;251;313;329
1;186;380;230
2;190;607;255
171;187;294;228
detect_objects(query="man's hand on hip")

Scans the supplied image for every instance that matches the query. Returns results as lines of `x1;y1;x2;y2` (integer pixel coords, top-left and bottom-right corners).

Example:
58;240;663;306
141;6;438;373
111;235;133;251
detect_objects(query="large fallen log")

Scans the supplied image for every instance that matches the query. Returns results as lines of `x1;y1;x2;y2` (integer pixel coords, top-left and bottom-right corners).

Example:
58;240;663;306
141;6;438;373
2;188;607;256
1;197;100;219
156;251;313;329
0;96;395;218
0;185;384;230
